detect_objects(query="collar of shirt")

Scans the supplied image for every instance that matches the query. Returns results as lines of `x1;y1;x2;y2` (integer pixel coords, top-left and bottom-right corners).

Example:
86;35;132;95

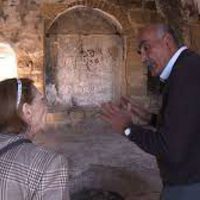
160;46;188;82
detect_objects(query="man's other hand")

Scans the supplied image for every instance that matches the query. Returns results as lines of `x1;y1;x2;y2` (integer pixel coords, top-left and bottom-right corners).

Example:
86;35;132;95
100;102;133;134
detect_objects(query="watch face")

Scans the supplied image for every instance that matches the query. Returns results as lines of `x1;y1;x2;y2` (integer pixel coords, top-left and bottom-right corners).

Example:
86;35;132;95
124;128;131;136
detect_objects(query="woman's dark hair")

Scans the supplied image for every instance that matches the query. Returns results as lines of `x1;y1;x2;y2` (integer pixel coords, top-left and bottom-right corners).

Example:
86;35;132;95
0;78;35;134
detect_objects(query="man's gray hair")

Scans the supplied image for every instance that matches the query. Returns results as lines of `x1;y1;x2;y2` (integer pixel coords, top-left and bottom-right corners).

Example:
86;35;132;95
156;24;181;47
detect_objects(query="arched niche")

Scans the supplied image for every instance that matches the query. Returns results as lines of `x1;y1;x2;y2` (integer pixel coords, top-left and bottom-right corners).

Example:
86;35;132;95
45;6;125;110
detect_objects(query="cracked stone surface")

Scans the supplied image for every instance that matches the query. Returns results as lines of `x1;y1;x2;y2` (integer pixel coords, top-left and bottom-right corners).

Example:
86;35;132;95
34;117;162;200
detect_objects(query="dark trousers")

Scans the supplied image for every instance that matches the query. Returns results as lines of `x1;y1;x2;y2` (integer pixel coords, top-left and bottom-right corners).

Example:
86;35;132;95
160;183;200;200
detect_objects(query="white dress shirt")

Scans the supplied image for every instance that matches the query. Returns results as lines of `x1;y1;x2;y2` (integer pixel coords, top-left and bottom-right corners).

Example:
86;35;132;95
160;46;188;82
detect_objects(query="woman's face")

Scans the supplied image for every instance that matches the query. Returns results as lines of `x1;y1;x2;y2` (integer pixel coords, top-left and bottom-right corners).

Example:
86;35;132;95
23;86;47;138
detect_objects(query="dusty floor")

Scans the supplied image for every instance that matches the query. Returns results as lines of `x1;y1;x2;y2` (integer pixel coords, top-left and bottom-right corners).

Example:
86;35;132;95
34;117;162;200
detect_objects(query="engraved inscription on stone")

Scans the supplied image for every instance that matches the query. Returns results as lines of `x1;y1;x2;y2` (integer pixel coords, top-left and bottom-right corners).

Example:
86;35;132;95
53;34;123;107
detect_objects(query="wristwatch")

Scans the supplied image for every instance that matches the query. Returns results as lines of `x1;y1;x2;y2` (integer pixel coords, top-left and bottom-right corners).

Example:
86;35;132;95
124;127;131;137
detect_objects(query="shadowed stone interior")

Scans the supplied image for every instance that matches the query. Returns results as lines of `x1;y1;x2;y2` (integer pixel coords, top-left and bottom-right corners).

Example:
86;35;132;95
34;117;162;200
71;188;124;200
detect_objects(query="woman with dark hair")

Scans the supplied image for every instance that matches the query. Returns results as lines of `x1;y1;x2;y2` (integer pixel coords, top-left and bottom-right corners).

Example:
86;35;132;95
0;78;70;200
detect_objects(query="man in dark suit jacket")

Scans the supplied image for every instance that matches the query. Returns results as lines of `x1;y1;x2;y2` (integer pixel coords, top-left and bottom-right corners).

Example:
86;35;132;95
101;24;200;199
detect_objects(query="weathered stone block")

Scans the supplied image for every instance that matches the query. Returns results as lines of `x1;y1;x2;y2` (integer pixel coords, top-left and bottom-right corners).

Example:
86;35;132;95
144;1;157;10
188;25;200;54
69;110;86;126
129;9;163;24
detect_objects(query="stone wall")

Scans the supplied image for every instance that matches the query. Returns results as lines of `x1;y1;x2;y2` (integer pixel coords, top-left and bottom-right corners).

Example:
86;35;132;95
0;0;200;109
0;0;44;90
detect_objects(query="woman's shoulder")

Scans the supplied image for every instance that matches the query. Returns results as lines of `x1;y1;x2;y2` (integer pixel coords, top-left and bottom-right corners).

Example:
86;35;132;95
0;133;67;169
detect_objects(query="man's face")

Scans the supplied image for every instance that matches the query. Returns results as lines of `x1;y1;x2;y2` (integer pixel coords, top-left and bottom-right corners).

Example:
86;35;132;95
137;27;171;77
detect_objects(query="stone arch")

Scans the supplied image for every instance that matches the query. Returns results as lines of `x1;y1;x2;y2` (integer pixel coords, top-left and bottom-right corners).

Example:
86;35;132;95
45;4;127;109
47;5;123;35
43;1;131;34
